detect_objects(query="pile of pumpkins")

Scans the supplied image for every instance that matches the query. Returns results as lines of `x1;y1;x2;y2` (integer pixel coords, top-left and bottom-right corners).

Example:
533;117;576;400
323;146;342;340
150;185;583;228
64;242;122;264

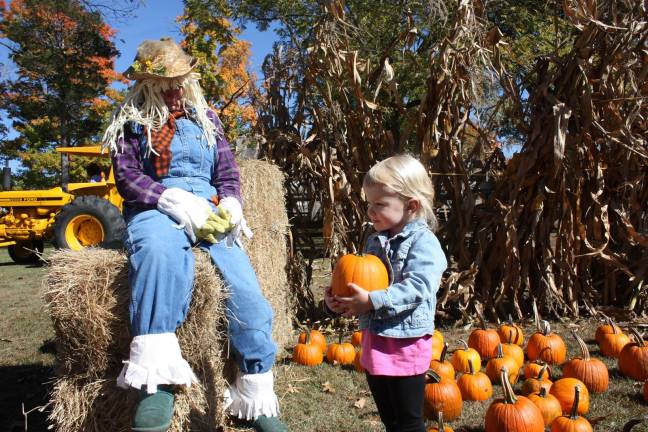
293;313;648;432
293;327;365;371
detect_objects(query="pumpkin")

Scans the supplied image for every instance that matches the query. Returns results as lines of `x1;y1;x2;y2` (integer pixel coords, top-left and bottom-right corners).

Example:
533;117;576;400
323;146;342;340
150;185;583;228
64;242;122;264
562;331;608;393
484;367;544;432
550;385;593;432
498;314;524;346
351;330;363;347
501;330;525;368
331;252;388;297
599;319;630;358
618;328;648;381
298;329;327;353
528;387;562;426
527;320;567;365
423;369;463;421
486;344;519;384
433;329;444;344
521;364;552;396
468;308;500;359
354;349;364;372
431;330;445;360
524;360;552;380
595;316;622;345
430;343;455;380
426;412;454;432
326;334;355;365
550;378;589;415
451;339;482;373
293;332;323;366
457;358;492;401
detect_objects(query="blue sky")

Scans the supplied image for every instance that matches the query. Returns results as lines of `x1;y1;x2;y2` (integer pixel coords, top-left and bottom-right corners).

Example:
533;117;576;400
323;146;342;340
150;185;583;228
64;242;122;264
1;1;278;78
106;1;277;79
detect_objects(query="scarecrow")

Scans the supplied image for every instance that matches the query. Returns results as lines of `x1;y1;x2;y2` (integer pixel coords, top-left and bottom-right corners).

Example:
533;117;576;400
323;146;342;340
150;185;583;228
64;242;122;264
103;37;288;432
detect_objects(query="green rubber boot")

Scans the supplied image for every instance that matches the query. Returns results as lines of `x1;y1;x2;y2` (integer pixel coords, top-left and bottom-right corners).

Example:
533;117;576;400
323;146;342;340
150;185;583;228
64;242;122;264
132;386;174;432
252;415;289;432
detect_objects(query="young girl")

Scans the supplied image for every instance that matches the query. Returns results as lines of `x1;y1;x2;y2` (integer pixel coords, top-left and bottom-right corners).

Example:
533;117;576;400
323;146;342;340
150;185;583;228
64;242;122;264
325;154;447;432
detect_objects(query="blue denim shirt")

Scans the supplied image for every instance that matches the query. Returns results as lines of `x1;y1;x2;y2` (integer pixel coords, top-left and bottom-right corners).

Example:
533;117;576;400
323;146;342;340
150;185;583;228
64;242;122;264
359;218;447;338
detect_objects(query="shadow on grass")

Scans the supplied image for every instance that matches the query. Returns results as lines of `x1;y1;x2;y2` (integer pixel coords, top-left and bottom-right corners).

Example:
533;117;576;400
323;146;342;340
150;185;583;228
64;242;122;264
0;363;54;432
0;261;44;268
39;339;57;356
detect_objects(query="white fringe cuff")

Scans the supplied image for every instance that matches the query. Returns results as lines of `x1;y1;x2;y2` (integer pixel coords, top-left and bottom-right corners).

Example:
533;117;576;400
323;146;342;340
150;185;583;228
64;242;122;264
223;370;280;420
117;333;198;394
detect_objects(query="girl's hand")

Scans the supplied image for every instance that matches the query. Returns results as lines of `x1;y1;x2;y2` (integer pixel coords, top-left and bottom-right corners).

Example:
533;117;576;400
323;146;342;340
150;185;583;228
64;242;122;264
324;286;345;314
336;283;374;317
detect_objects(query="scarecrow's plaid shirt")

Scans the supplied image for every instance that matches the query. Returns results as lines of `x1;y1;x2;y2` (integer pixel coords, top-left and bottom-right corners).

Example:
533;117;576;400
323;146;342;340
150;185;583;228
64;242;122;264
111;110;241;207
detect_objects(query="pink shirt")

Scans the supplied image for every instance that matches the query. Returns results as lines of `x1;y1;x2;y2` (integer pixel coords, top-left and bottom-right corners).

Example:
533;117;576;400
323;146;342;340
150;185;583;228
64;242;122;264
360;330;432;376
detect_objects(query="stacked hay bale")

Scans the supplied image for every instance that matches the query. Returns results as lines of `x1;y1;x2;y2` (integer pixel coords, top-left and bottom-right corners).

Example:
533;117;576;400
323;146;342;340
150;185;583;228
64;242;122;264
45;160;292;432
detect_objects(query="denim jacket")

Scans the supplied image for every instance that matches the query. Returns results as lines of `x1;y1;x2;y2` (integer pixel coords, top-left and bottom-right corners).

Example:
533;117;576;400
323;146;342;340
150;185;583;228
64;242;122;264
360;218;447;338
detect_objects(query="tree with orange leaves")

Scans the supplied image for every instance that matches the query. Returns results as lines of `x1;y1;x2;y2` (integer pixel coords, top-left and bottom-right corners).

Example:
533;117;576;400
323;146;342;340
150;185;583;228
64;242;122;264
178;0;258;139
0;0;121;188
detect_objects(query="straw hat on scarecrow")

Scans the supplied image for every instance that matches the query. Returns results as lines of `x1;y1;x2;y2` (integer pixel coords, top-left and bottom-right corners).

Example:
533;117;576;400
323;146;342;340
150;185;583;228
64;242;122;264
102;37;220;156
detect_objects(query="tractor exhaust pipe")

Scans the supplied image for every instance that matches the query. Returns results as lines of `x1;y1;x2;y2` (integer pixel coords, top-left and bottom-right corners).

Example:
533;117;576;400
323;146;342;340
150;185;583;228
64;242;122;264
2;163;10;190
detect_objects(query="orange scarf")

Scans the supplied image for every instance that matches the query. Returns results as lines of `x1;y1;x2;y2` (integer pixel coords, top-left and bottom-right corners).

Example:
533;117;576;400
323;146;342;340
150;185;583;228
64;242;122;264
150;110;186;177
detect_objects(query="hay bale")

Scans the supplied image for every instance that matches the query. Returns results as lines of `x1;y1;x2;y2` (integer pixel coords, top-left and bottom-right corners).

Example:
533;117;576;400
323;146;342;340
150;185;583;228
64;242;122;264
239;160;292;352
45;159;292;432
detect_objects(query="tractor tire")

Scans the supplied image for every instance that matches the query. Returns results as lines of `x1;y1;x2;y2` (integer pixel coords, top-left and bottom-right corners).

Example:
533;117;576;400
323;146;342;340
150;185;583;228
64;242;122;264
8;239;44;264
53;196;125;251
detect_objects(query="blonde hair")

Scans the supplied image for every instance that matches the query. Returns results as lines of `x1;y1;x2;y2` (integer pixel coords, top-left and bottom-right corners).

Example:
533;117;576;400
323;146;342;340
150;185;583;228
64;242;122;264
363;154;438;230
102;72;221;155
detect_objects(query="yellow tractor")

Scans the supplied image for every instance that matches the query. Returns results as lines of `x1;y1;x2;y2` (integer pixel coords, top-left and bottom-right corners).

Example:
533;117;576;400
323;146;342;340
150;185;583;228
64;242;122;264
0;146;124;263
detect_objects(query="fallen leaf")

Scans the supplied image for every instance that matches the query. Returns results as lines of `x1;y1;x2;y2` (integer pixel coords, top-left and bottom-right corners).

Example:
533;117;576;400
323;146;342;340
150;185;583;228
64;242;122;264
286;384;299;394
322;381;336;393
354;398;366;409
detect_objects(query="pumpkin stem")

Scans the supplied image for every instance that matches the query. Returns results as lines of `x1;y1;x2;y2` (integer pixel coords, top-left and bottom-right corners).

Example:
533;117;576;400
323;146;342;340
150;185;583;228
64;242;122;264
305;331;312;344
536;363;548;380
468;358;475;375
458;339;469;351
570;385;581;419
437;411;445;430
622;419;645;432
508;329;514;344
426;368;442;384
539;386;548;398
571;330;590;361
500;366;517;404
440;343;448;362
541;320;552;336
507;313;514;325
630;327;645;346
496;343;504;359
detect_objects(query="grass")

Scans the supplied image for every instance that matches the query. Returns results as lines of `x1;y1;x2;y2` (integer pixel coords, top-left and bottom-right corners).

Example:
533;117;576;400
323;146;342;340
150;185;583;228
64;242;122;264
0;246;56;432
2;248;648;431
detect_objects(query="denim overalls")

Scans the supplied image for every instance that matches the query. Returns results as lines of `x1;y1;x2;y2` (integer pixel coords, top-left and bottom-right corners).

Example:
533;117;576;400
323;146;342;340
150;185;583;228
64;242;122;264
123;116;276;374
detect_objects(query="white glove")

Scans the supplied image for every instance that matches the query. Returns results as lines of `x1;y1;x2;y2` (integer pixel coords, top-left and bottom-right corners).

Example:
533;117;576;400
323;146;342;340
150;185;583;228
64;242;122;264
157;188;213;243
217;196;243;226
218;196;253;247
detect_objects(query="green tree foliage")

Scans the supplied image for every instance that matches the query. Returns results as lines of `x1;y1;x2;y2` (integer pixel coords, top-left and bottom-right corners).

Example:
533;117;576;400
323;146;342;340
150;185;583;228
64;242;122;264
0;0;120;188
